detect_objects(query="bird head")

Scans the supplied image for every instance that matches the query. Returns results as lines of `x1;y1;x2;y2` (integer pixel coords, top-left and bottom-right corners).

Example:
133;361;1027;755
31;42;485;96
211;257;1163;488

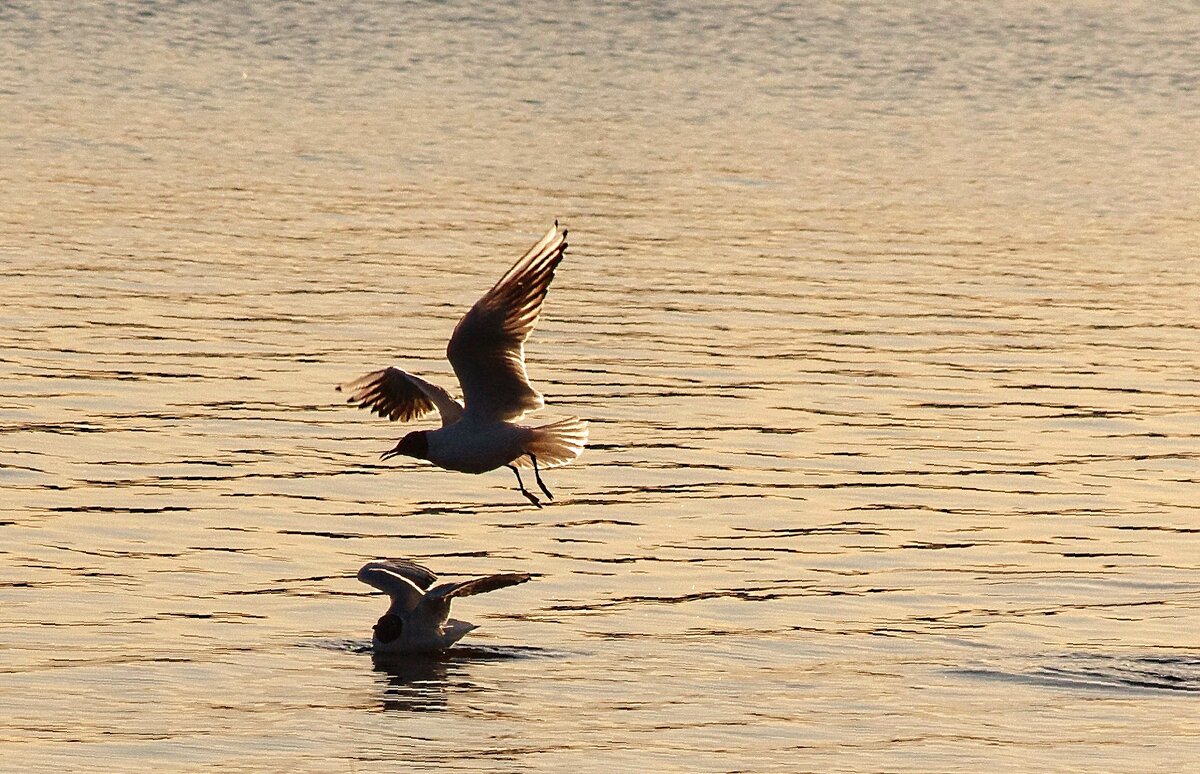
381;431;428;461
373;613;403;644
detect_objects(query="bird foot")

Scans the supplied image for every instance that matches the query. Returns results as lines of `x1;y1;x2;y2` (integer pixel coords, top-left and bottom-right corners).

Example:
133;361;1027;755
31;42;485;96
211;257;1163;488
530;454;554;501
509;463;544;507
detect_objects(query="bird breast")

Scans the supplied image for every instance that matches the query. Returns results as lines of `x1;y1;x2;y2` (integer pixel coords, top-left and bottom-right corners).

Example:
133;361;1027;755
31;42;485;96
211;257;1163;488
425;420;533;474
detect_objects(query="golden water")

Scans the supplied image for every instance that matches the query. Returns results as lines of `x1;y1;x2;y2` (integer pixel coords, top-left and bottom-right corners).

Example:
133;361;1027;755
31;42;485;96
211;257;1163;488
3;2;1199;771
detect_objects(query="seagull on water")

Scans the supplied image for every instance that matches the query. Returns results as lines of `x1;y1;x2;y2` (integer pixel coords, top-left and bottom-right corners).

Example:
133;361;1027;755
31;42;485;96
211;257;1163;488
338;222;588;507
358;559;531;653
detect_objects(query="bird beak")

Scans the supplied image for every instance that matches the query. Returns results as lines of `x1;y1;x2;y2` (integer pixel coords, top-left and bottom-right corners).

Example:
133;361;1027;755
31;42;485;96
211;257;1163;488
380;447;401;461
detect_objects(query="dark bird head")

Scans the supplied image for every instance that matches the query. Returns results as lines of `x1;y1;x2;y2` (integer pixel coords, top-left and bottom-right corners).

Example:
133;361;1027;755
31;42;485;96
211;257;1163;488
381;430;428;461
373;613;403;644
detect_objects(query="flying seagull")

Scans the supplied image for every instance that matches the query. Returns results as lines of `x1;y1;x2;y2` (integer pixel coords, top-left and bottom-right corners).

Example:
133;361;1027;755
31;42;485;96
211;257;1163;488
358;559;531;653
338;222;587;507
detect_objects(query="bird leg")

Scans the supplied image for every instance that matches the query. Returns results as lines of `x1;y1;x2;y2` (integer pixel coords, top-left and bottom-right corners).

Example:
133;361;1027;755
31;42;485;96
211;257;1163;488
508;464;542;508
530;453;554;501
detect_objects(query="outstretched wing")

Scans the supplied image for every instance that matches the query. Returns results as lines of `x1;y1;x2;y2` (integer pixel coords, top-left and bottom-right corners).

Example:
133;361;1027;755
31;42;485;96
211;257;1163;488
363;559;439;590
416;572;533;627
429;573;533;600
446;223;568;422
338;367;464;427
357;560;436;614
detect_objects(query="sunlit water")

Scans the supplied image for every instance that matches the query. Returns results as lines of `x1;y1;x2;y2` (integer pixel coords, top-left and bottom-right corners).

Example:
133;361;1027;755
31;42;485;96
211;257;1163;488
3;1;1199;771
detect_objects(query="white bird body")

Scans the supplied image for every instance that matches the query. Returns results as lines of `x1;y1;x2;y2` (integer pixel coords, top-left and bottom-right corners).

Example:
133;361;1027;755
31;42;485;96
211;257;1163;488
339;223;588;506
358;559;531;654
425;417;534;475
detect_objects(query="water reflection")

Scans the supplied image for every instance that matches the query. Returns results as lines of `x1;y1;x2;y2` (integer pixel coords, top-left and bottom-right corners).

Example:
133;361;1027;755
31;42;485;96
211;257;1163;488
371;646;552;713
3;0;1200;770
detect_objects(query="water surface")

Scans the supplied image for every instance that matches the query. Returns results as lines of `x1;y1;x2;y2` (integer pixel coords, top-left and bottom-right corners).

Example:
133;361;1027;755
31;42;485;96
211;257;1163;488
2;2;1199;771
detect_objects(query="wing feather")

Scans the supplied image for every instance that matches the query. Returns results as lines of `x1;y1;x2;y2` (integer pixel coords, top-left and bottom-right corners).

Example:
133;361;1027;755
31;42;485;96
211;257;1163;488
446;223;569;422
426;573;532;601
357;561;432;614
362;559;438;590
337;367;463;427
415;572;531;630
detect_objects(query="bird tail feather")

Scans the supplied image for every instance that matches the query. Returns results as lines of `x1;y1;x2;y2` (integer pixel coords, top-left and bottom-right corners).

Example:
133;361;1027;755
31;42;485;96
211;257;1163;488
516;417;588;468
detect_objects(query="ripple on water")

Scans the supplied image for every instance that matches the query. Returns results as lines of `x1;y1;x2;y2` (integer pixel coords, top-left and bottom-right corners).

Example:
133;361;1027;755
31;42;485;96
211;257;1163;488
3;1;1200;771
955;652;1200;695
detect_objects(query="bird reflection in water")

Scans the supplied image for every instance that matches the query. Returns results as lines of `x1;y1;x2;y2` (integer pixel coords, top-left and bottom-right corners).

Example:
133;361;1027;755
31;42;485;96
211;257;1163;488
371;645;546;713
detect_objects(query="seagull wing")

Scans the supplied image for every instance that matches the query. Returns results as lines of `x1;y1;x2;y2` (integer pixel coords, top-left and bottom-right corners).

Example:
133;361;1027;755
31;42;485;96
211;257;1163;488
446;223;569;422
428;572;533;600
357;561;434;614
417;572;532;625
338;367;464;427
364;559;439;590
